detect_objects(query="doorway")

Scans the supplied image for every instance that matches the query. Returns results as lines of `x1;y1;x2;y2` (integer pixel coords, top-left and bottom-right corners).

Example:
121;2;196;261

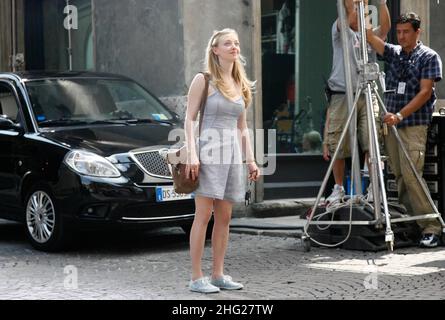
261;0;336;156
261;0;336;199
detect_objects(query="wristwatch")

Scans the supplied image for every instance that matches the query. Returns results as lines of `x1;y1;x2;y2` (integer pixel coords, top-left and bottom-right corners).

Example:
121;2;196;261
396;112;404;122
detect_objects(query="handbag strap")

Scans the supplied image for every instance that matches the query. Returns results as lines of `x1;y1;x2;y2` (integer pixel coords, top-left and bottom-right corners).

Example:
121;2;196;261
198;72;210;136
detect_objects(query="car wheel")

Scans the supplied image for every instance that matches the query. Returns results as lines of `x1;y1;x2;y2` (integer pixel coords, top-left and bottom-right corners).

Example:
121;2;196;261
182;217;214;240
24;184;70;252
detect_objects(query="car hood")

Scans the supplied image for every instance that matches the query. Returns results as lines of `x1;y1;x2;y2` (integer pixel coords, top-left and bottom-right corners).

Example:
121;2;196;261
40;123;181;156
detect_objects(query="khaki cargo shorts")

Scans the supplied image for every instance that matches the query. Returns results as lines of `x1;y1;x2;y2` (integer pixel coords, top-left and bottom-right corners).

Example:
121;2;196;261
326;93;380;159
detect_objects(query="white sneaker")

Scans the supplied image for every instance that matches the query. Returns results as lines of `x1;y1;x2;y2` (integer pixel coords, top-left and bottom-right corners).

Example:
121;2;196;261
366;182;373;202
211;275;244;290
419;234;441;248
326;184;345;203
366;183;380;203
189;277;220;294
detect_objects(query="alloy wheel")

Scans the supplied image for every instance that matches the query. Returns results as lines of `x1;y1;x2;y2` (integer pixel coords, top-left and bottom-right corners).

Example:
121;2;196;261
26;191;56;244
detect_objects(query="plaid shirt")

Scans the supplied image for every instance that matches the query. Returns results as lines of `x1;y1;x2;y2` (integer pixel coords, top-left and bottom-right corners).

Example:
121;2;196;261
383;42;443;128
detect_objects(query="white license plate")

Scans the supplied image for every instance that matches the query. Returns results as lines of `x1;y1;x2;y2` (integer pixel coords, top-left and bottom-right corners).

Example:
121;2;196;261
155;186;194;202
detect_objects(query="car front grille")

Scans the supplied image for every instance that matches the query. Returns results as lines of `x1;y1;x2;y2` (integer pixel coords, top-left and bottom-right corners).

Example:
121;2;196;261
132;151;172;179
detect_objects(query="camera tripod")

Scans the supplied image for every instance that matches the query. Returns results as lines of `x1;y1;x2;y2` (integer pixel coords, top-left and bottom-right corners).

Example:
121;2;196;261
302;0;445;252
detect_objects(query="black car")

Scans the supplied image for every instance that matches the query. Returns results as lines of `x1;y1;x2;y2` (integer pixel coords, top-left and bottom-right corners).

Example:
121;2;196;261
0;71;196;251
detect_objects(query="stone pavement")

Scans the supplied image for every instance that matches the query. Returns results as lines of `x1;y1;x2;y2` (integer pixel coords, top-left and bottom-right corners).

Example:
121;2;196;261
0;216;444;300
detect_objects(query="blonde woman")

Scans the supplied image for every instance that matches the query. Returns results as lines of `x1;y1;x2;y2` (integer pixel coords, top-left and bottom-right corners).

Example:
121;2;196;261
185;29;260;294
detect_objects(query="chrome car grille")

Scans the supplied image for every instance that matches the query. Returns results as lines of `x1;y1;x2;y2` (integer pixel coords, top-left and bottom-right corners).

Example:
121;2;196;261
132;151;172;179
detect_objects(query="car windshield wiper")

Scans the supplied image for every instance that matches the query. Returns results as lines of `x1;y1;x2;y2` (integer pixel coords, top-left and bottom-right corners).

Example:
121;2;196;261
39;118;175;127
88;119;132;125
126;118;175;125
109;118;174;125
38;119;91;127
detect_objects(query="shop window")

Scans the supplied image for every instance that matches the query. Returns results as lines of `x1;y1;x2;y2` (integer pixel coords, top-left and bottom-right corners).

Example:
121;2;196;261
262;0;336;155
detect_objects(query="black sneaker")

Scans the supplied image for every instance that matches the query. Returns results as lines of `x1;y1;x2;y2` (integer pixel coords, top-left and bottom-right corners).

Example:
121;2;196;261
419;234;440;248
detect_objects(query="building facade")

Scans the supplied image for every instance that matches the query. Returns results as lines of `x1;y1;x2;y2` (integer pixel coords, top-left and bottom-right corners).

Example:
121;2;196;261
1;0;444;204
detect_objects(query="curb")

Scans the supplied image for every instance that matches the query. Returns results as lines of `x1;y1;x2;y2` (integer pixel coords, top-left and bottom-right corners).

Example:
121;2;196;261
230;228;303;239
233;199;313;219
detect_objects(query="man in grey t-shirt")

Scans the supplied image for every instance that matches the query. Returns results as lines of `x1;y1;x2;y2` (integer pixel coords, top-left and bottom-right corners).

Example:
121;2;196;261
323;0;390;203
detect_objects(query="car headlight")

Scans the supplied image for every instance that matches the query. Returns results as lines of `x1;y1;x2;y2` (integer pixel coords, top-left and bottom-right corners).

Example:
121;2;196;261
64;150;121;178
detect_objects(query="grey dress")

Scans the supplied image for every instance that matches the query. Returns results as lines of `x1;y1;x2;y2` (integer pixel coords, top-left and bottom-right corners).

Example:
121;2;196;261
195;87;246;203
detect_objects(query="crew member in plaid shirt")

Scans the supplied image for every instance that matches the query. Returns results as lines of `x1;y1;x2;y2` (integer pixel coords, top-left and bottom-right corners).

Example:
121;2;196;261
367;12;443;248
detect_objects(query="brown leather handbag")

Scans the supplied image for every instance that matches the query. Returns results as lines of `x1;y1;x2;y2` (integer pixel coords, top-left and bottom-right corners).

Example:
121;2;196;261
167;73;210;194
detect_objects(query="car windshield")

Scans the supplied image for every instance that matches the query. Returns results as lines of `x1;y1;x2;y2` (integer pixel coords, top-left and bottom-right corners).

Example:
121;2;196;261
25;78;174;127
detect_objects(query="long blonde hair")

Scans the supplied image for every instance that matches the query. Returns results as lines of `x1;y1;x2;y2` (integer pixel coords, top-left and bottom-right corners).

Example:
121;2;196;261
204;28;255;108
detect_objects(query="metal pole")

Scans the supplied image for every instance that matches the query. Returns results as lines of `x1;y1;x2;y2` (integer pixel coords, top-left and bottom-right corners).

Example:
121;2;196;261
357;1;369;65
91;0;97;71
357;1;382;222
66;0;73;71
11;0;17;72
337;0;362;195
294;0;301;118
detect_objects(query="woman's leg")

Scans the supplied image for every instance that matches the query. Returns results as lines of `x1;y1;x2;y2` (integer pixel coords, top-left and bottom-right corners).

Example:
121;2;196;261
211;199;233;278
190;195;214;281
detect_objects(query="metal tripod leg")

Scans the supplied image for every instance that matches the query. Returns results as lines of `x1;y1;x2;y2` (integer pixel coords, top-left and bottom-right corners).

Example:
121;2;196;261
365;86;382;222
366;84;394;250
375;93;445;231
303;90;362;240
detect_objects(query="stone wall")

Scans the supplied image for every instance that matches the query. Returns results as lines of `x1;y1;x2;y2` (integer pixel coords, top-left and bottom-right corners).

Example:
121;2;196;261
94;0;185;97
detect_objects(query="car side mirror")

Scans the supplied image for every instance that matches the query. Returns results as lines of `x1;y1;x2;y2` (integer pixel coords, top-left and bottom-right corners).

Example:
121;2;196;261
0;116;21;131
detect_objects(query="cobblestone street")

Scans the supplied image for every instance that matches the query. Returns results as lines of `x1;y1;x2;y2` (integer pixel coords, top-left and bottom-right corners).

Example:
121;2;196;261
0;219;444;300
